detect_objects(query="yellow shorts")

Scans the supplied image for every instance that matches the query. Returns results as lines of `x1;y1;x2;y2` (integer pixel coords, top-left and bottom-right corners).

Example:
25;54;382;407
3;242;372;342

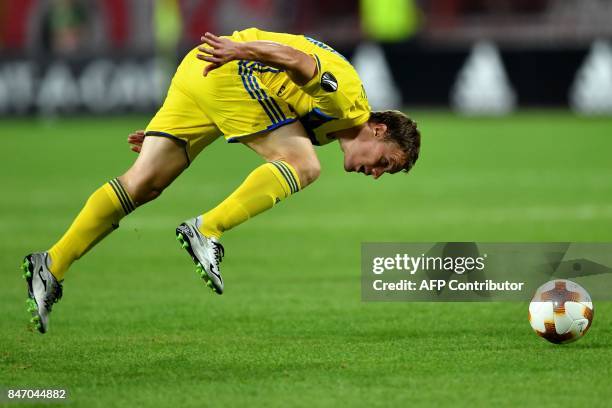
145;48;297;163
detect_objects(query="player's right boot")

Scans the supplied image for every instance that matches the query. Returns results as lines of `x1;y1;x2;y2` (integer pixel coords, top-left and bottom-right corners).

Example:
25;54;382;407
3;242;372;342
21;252;63;334
176;217;225;294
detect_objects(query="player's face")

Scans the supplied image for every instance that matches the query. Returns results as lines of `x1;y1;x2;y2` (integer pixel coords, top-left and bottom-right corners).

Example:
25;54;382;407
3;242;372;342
343;125;406;179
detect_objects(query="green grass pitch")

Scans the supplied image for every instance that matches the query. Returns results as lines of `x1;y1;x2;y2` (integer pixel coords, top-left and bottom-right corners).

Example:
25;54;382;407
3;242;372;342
1;112;611;407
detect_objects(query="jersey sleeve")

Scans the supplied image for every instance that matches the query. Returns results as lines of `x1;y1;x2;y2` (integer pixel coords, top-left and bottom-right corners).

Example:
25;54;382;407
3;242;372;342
300;54;364;120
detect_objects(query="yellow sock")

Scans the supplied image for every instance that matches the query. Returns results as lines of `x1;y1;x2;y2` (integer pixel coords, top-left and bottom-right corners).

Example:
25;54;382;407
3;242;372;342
199;161;301;238
47;178;135;280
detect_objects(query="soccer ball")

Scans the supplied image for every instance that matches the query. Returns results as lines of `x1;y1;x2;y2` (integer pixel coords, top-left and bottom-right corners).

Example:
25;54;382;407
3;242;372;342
528;279;594;344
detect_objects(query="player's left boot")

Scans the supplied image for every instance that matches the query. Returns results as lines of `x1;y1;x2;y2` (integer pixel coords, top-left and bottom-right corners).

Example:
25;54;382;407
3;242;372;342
176;217;225;294
21;252;63;334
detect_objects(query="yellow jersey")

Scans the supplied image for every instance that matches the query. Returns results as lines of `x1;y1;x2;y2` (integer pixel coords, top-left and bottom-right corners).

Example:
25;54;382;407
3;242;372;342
146;28;371;161
229;28;371;145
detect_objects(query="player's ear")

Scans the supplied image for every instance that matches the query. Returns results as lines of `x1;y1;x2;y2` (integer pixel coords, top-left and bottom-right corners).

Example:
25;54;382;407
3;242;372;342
373;123;387;139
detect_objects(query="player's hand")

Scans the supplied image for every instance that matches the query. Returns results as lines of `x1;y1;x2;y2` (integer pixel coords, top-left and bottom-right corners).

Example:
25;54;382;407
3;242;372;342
127;130;145;153
197;32;245;76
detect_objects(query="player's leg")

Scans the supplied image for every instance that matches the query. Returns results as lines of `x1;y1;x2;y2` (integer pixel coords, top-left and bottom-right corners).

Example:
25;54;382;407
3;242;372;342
172;55;320;294
23;136;188;333
176;121;319;294
201;120;320;238
46;135;188;278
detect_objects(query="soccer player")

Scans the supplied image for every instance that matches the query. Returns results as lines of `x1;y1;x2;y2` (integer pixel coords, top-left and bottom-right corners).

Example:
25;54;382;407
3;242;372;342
22;28;420;333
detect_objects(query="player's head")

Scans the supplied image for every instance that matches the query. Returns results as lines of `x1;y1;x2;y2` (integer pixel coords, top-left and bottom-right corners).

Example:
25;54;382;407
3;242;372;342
343;110;420;179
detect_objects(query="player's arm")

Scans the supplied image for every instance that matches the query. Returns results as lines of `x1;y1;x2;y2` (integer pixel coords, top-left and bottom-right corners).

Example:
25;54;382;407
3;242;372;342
197;32;317;86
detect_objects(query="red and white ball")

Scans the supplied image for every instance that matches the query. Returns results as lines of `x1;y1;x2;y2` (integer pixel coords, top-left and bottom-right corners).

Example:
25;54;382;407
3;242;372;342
529;279;594;344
